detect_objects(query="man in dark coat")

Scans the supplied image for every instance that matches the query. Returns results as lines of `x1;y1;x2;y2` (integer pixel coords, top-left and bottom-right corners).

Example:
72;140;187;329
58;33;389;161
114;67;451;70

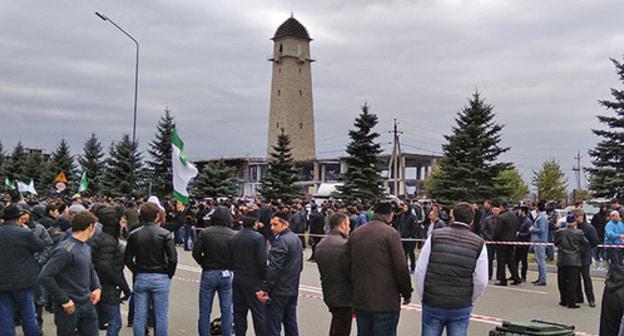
348;202;413;336
514;207;532;282
256;214;303;336
230;213;267;336
397;203;418;273
599;261;624;335
555;215;589;309
308;205;325;262
481;206;499;281
258;199;274;242
315;213;352;336
0;205;46;336
493;201;521;286
572;208;600;307
91;206;131;335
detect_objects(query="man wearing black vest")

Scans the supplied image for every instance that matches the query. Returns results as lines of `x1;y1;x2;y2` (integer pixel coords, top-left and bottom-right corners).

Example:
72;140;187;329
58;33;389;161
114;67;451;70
414;202;488;336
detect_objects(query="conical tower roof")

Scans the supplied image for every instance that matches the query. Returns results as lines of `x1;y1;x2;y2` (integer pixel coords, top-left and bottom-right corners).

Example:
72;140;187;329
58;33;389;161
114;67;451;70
272;16;311;41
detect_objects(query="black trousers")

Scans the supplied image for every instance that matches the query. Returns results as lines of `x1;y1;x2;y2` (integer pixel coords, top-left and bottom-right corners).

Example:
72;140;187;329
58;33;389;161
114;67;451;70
402;241;416;272
310;237;322;260
600;284;624;335
53;301;99;336
514;246;529;280
487;245;496;280
233;279;266;336
557;266;580;307
496;245;519;283
328;307;352;336
576;263;595;303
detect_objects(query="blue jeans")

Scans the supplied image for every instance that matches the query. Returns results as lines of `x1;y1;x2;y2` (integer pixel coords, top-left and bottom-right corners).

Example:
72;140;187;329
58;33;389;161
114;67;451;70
53;301;99;336
355;310;399;336
183;225;196;251
266;296;299;336
0;289;40;336
133;273;171;336
99;303;122;336
199;270;233;336
421;304;472;336
534;245;547;284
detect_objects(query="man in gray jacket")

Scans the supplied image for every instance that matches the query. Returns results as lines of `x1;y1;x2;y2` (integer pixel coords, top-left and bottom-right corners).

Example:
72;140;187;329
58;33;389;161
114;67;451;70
315;213;352;336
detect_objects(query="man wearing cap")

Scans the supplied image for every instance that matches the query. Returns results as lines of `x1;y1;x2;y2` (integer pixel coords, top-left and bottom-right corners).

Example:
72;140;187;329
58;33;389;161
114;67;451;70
555;214;589;309
229;212;267;336
349;202;413;336
0;204;46;336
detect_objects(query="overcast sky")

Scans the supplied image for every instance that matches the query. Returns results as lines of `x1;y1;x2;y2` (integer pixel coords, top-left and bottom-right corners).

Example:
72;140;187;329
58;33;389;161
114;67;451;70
2;0;623;190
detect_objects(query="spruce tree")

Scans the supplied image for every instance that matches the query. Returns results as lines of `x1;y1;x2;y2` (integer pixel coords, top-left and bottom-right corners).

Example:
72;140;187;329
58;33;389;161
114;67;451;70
0;141;6;181
494;168;529;204
259;132;301;202
78;133;104;195
103;134;143;197
48;139;77;189
6;142;27;182
336;104;385;203
23;152;46;192
427;92;511;205
588;56;624;197
147;108;175;197
193;160;239;198
533;159;567;202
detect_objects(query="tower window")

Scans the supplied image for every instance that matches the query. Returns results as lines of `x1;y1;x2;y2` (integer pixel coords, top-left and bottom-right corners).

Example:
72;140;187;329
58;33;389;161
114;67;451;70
277;89;281;96
299;122;303;129
299;90;302;96
298;68;302;73
278;67;281;73
276;122;280;128
279;44;283;53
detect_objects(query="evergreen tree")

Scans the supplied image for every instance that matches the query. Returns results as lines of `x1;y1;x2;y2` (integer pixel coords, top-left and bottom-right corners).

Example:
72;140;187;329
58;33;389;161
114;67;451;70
588;56;624;197
103;134;144;197
427;92;511;205
23;152;46;190
336;103;385;203
78;133;104;195
6;142;27;182
532;159;567;203
494;168;529;204
147;108;175;197
47;139;77;189
0;141;6;181
259;132;301;202
193;160;239;198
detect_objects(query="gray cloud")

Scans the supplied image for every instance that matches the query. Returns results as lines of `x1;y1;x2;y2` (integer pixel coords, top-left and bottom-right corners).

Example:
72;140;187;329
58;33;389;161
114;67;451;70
1;0;623;190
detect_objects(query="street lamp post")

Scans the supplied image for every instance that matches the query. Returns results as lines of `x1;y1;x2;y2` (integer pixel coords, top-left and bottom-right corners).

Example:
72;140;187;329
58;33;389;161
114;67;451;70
95;12;140;194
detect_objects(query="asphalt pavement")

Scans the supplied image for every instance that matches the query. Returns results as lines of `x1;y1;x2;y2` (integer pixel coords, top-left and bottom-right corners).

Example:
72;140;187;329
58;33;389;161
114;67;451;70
31;246;604;335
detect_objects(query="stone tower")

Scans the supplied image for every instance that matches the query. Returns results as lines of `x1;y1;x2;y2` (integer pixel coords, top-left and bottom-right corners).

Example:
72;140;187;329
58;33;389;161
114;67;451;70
267;16;316;162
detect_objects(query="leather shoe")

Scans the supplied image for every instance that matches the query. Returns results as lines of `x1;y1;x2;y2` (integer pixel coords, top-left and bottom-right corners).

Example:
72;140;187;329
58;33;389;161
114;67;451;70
568;305;581;309
533;282;546;286
511;280;521;286
531;280;540;284
589;301;596;307
495;281;508;286
558;302;567;306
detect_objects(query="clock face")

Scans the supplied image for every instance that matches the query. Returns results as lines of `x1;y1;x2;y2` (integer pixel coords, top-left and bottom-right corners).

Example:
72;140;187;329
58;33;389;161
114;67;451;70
55;182;67;192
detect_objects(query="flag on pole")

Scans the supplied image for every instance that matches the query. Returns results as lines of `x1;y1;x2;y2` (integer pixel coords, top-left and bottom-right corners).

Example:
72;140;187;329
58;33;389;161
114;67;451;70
171;129;198;205
78;171;88;193
27;179;37;196
4;178;15;190
16;180;29;193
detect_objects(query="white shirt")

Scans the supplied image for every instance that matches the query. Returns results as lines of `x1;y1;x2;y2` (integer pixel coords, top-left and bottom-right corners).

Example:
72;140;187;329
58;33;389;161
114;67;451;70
414;226;489;305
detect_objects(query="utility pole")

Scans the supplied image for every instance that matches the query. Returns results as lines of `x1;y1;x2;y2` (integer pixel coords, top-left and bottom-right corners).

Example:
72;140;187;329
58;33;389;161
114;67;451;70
388;119;404;196
572;151;582;191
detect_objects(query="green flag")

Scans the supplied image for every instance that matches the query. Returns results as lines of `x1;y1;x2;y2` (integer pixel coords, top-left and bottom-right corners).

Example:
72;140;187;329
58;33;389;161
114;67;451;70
171;129;198;204
4;178;15;190
78;171;88;193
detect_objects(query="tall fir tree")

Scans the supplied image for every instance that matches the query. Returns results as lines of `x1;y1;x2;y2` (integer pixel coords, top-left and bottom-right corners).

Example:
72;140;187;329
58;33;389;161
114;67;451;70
259;132;301;202
588;56;624;197
427;92;511;205
78;133;104;195
6;142;27;182
494;168;529;204
103;134;144;197
533;159;567;202
147;108;175;197
336;103;385;203
0;141;6;181
23;152;46;191
193;160;239;198
47;139;77;189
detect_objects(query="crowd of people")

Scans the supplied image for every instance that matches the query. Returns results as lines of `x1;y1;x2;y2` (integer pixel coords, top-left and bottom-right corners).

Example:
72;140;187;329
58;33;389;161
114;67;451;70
1;190;624;335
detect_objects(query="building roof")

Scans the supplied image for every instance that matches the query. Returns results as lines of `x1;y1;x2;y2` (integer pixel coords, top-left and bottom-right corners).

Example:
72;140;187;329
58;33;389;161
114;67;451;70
272;17;311;41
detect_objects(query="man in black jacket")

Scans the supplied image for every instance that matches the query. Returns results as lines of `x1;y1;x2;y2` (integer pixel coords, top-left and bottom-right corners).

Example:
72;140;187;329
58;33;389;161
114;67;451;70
0;205;45;336
599;261;624;335
315;213;352;336
555;215;589;309
493;201;521;286
230;212;267;336
308;205;325;262
125;203;177;336
572;208;600;307
192;207;236;336
397;203;418;273
92;206;131;335
256;214;303;336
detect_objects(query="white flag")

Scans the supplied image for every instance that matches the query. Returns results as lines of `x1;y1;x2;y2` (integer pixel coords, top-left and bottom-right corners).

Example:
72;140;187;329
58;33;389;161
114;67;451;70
172;129;198;204
16;180;29;193
27;179;37;195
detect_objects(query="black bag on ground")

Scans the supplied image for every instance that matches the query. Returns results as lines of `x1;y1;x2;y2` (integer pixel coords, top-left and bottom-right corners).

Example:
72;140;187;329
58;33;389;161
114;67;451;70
489;320;575;336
